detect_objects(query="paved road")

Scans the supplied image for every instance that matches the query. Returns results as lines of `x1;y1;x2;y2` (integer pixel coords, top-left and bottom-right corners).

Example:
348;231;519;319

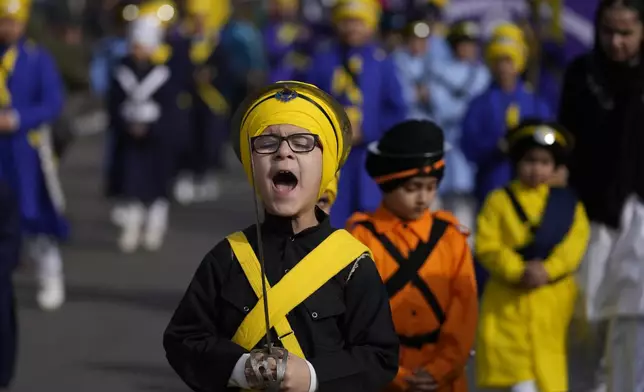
11;133;254;392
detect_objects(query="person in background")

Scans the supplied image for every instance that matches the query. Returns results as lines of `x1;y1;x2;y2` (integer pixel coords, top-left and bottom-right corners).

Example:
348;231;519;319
0;0;67;311
96;1;138;227
263;0;313;82
430;19;489;239
0;182;20;390
348;119;477;392
461;22;551;207
410;0;451;65
108;0;183;253
306;0;407;228
217;0;267;114
475;119;589;392
559;0;644;390
173;0;229;205
393;19;432;120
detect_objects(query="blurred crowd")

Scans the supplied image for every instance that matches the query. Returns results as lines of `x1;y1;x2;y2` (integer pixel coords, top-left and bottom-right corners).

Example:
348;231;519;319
5;0;644;391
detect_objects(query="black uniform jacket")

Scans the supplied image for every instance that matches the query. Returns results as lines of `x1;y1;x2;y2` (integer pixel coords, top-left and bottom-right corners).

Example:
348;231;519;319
163;209;399;391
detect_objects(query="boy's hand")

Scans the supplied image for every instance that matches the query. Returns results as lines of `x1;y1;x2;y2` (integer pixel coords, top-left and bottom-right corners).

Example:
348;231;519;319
281;354;311;392
521;260;549;288
405;369;438;391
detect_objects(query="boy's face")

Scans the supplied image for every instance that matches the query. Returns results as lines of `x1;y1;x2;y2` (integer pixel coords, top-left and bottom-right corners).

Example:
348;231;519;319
491;56;518;84
0;18;24;44
454;40;479;62
337;18;372;47
252;124;322;217
516;148;556;188
383;176;438;221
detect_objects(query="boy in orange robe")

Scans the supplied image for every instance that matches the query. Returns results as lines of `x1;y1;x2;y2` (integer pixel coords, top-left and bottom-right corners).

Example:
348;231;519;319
348;119;478;392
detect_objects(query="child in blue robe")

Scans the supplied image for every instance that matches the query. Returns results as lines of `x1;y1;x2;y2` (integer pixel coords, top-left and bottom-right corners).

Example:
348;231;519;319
0;0;67;311
306;0;407;228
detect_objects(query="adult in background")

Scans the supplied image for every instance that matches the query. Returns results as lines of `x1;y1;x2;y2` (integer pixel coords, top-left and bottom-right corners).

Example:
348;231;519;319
559;0;644;390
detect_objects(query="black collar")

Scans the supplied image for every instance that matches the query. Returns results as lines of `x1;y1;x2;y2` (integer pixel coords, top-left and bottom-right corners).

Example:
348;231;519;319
261;207;332;241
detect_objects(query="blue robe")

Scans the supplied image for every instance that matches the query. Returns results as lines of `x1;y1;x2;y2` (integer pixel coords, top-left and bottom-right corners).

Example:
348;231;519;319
306;41;407;228
169;34;229;176
0;181;19;388
263;21;314;82
461;81;551;204
108;55;184;204
427;58;490;195
90;36;128;97
0;40;67;239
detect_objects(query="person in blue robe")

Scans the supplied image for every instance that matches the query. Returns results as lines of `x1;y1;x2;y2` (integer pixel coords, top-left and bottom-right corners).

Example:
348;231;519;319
171;1;230;205
306;0;407;228
428;20;489;233
108;8;184;253
461;22;551;206
0;0;67;312
0;181;20;389
263;0;313;82
393;19;433;121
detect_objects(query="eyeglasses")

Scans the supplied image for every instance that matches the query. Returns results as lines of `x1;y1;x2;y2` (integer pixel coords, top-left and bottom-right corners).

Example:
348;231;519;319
251;133;320;154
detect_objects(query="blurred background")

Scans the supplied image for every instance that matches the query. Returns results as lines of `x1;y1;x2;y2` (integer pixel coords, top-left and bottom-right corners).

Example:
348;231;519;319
3;0;598;391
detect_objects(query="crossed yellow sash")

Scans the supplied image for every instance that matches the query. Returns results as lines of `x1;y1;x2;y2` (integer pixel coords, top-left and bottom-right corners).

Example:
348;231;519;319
191;36;228;116
227;229;371;361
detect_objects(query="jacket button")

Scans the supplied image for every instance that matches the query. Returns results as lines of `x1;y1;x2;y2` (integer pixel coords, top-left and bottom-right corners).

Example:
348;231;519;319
243;306;250;312
285;268;290;273
311;312;318;319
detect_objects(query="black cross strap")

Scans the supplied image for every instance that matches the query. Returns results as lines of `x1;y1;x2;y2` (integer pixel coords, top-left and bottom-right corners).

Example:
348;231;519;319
356;218;449;347
503;187;537;234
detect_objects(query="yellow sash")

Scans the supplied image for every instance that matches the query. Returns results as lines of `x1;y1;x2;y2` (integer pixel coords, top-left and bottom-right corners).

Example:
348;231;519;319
0;46;18;108
505;103;520;131
331;55;363;129
191;36;229;115
227;229;371;359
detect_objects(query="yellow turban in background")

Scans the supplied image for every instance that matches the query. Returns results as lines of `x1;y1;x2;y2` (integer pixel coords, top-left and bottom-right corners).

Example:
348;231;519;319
429;0;449;8
333;0;381;32
231;81;352;199
0;0;31;22
485;22;528;73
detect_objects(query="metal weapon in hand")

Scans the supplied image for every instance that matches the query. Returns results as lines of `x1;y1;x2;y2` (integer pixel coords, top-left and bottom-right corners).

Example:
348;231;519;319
245;128;289;391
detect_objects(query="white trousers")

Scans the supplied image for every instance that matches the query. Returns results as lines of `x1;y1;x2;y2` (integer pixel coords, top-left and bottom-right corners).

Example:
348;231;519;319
480;380;539;392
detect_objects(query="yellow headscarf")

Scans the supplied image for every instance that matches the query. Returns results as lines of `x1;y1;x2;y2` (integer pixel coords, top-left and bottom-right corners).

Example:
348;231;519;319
231;81;352;199
0;0;30;22
323;172;340;206
333;0;381;32
485;22;528;73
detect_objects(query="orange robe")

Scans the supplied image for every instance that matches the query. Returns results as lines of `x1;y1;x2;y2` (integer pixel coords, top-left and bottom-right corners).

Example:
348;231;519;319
348;206;478;392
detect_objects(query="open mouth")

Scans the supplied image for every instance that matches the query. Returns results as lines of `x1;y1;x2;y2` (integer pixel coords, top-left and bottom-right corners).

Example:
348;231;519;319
272;170;298;194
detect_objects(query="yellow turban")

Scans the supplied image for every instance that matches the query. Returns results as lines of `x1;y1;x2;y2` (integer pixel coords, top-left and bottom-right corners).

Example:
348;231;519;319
323;172;340;206
333;0;381;32
429;0;449;8
485;23;528;73
0;0;31;22
231;81;352;199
